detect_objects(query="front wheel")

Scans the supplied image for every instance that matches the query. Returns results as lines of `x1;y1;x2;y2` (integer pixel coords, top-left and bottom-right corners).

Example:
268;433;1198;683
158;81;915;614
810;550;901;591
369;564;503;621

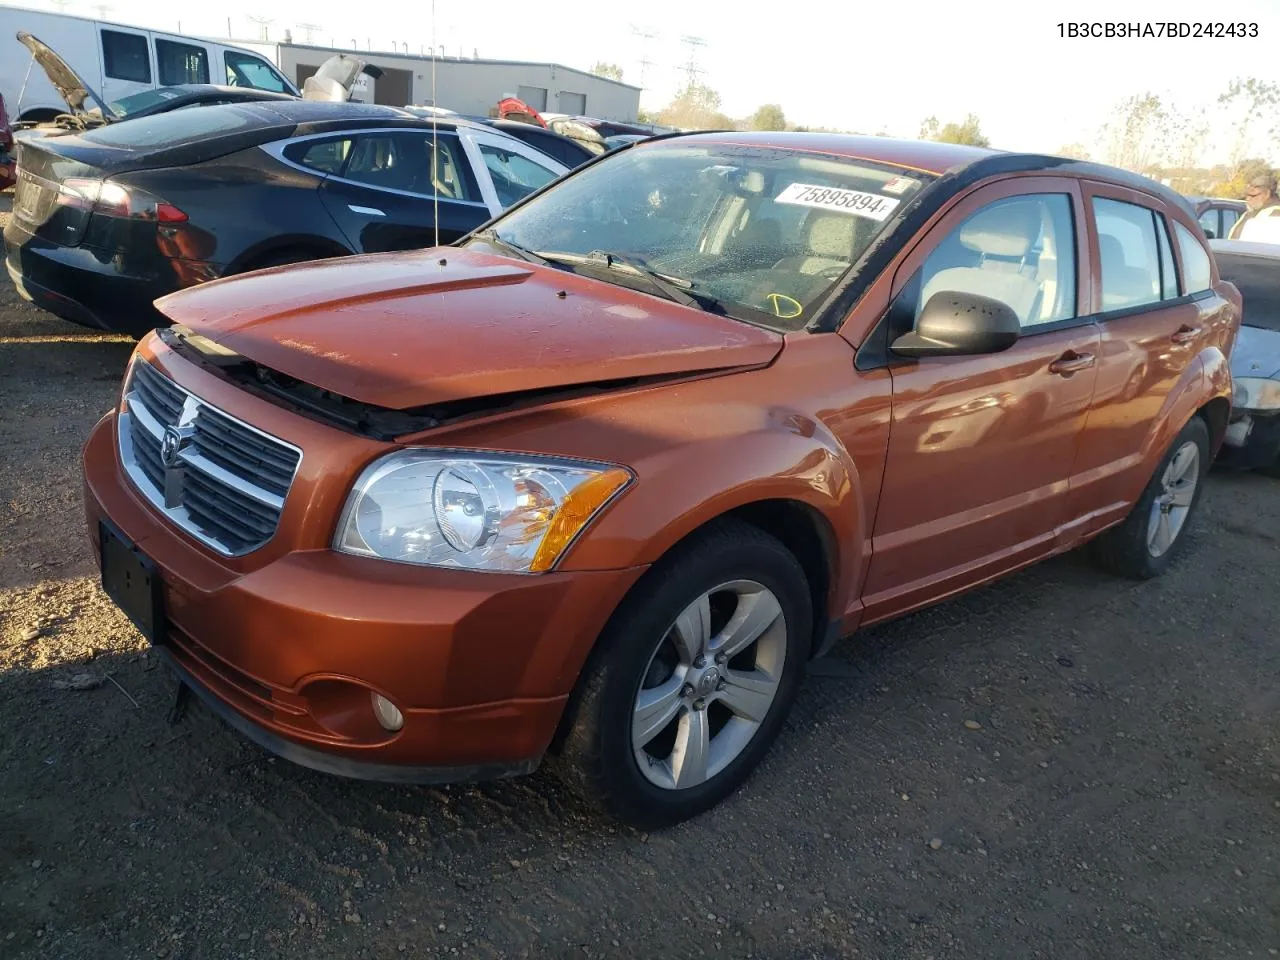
555;519;812;829
1090;415;1210;579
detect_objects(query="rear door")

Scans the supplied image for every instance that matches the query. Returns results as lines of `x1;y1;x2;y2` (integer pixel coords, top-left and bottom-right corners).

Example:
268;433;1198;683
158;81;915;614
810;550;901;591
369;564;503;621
310;128;489;251
97;26;153;102
1064;183;1232;530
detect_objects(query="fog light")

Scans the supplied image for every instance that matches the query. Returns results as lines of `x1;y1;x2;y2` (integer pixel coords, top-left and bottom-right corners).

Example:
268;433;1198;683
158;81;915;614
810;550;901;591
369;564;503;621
371;693;404;732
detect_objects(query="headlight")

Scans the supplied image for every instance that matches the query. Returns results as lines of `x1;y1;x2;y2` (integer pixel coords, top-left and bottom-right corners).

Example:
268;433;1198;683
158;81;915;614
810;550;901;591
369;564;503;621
334;450;632;573
1233;377;1280;411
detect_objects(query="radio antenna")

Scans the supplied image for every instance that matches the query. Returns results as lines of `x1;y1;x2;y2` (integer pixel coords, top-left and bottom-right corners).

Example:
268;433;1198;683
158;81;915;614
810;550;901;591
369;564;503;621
430;0;440;248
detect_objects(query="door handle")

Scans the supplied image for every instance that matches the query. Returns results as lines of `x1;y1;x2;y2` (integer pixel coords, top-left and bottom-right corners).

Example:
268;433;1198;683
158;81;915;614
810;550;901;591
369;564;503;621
348;204;386;217
1048;351;1096;375
1170;324;1203;344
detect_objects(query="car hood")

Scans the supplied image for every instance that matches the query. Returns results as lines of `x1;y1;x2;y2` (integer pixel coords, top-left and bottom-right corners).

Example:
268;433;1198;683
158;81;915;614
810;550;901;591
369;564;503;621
155;247;783;410
1232;325;1280;380
16;31;111;116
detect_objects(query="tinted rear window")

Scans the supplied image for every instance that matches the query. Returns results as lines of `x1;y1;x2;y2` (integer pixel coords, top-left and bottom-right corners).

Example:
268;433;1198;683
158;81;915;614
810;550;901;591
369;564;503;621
79;103;268;148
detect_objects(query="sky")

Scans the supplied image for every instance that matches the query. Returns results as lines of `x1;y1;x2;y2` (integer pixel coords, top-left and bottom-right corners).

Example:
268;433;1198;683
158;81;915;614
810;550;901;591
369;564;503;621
11;0;1280;162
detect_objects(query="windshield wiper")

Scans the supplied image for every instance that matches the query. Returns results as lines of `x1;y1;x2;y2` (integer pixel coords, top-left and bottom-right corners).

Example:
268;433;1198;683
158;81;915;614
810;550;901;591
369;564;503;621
471;229;549;266
539;250;706;309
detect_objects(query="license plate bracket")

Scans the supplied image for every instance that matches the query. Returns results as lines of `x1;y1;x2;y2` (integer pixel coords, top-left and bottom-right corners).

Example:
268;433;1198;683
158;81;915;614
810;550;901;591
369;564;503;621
99;520;166;645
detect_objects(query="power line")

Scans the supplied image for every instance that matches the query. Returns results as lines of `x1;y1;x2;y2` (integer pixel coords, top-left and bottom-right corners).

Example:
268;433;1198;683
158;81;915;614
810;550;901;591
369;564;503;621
295;22;323;44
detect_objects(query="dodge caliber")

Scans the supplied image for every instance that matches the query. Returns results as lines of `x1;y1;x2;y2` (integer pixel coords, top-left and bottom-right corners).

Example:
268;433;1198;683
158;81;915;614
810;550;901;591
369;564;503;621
82;133;1241;827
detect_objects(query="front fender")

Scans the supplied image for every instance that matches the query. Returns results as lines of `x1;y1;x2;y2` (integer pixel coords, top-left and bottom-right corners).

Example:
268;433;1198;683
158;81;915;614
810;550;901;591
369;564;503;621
559;407;865;620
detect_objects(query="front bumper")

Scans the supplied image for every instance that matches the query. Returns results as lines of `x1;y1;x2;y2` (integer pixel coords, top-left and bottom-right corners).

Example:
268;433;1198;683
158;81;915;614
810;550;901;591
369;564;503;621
82;345;646;781
1217;410;1280;470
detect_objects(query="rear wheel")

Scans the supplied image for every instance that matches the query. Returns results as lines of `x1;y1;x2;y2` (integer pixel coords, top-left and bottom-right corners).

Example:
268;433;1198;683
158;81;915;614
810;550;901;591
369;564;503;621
237;249;329;273
1090;415;1210;579
556;519;811;829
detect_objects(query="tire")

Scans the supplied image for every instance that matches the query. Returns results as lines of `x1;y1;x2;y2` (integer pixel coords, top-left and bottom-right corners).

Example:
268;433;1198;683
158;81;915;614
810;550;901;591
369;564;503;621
555;519;812;829
1090;415;1211;579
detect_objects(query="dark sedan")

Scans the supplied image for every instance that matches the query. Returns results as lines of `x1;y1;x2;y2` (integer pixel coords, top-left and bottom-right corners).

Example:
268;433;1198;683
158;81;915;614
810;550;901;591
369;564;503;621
4;100;567;337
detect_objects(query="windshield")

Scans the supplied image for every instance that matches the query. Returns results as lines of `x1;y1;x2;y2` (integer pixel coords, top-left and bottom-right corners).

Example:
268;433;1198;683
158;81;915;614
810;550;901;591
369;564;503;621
474;142;927;331
1218;250;1280;331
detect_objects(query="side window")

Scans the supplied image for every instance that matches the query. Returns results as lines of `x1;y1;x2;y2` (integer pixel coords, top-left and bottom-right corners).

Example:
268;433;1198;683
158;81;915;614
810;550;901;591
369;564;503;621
477;144;561;207
916;194;1077;329
1173;221;1213;294
225;52;290;93
1154;214;1180;299
1198;209;1219;238
1093;197;1162;311
155;40;210;86
101;30;151;83
284;137;353;174
1221;208;1241;238
342;132;478;201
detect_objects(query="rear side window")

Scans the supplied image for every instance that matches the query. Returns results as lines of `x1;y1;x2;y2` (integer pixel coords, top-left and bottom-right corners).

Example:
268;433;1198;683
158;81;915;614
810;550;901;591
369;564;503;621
1197;208;1219;238
225;52;290;93
1173;221;1213;293
284;137;353;174
341;132;478;201
1093;198;1162;311
101;30;151;83
916;193;1078;330
1221;208;1241;237
155;40;210;86
478;143;561;207
1154;214;1179;299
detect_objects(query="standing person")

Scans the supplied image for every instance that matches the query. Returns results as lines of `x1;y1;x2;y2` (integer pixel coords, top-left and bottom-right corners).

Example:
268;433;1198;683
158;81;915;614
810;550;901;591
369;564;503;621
1228;172;1280;241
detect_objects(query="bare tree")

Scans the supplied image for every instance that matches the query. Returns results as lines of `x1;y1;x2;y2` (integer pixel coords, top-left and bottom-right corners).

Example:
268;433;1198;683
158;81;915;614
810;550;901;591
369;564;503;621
1217;78;1280;171
1101;93;1168;173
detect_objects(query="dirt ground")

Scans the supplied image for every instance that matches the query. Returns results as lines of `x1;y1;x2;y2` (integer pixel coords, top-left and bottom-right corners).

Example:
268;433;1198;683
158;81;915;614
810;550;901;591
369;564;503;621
1;190;1278;960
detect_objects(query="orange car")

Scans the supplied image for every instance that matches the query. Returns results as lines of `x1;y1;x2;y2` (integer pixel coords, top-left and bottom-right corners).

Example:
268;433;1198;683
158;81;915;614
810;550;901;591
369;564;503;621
82;133;1240;827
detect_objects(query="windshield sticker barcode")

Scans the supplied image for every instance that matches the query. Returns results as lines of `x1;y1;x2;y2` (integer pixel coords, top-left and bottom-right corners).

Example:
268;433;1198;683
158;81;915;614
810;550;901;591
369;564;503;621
775;183;900;221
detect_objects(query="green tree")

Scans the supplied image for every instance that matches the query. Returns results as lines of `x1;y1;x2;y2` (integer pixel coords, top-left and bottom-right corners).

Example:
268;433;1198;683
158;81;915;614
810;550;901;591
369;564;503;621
936;114;990;147
656;82;735;131
590;62;624;81
748;103;787;131
919;114;989;147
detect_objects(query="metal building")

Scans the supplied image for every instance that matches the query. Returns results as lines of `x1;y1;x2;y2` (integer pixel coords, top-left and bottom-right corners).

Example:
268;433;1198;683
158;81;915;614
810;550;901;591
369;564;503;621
269;43;641;121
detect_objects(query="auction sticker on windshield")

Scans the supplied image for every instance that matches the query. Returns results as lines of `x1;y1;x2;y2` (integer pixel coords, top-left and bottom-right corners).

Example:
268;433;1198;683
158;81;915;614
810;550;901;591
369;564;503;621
775;183;900;221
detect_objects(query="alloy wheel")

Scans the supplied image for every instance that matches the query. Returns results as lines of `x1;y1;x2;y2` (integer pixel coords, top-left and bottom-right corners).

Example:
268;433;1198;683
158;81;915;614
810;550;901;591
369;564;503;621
631;580;788;790
1147;440;1200;558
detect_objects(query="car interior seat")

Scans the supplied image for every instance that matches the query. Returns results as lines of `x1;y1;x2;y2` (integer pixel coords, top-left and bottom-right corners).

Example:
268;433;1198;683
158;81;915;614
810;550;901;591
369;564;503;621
919;200;1046;324
1098;233;1158;310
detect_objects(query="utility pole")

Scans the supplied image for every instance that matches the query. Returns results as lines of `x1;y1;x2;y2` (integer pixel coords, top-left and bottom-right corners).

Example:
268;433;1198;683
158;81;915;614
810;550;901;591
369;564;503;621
246;15;273;42
93;4;113;18
679;35;706;88
295;22;322;44
628;24;657;92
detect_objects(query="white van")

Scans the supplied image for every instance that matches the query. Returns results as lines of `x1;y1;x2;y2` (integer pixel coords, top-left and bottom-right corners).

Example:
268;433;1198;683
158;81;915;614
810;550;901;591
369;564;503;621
0;3;298;122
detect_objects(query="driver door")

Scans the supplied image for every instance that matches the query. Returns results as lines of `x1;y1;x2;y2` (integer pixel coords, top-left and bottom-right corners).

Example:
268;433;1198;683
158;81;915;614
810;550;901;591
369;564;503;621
858;177;1102;624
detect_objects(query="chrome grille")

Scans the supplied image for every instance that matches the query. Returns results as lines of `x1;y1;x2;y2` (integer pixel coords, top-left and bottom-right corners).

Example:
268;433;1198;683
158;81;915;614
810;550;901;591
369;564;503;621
117;359;302;556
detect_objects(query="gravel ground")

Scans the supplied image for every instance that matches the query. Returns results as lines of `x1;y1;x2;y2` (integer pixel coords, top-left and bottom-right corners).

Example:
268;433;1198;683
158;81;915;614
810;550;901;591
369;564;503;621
1;189;1278;959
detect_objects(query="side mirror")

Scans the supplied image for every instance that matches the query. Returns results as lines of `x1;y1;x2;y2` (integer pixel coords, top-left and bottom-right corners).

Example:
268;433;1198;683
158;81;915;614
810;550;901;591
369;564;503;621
1204;228;1217;239
890;290;1021;358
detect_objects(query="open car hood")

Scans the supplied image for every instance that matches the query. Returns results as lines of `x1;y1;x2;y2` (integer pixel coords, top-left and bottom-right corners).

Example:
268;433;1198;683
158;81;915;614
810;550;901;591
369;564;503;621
16;31;111;117
301;53;383;101
155;247;782;410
